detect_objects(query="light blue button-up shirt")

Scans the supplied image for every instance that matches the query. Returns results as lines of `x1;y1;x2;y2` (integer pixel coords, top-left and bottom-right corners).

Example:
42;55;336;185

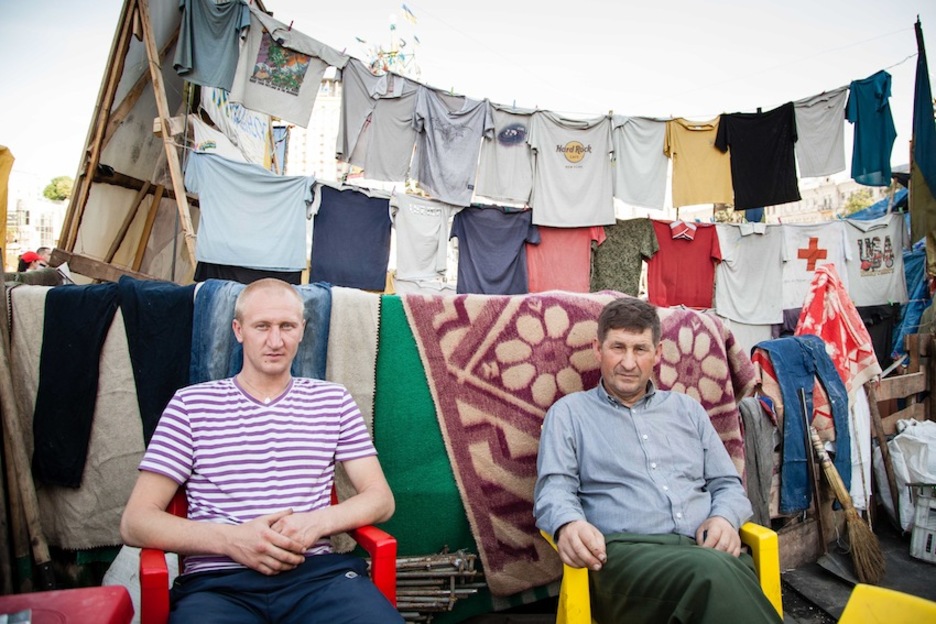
534;381;752;540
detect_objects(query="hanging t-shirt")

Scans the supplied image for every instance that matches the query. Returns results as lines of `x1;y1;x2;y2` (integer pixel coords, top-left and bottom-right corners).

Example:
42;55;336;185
450;207;539;295
781;221;850;310
391;193;461;282
526;226;605;293
346;72;420;182
590;218;659;296
174;0;250;91
611;115;668;210
664;117;733;208
309;183;392;291
843;213;909;307
336;59;412;164
474;104;536;205
714;103;801;210
190;115;248;163
646;220;721;309
184;151;313;271
846;70;897;187
528;111;615;227
412;87;494;207
794;86;848;178
714;223;784;324
230;7;349;128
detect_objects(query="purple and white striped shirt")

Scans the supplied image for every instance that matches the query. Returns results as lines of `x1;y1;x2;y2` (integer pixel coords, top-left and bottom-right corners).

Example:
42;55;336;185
139;377;377;574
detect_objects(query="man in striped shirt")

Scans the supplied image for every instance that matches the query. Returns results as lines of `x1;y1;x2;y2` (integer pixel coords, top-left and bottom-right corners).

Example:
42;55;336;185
121;278;402;623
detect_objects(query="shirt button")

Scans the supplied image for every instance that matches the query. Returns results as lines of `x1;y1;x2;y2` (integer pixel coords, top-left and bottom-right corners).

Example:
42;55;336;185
651;462;657;469
676;512;683;519
642;434;648;440
663;486;669;491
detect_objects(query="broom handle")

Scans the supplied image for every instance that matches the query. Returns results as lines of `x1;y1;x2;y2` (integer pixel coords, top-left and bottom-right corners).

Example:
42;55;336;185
808;426;857;512
798;388;827;553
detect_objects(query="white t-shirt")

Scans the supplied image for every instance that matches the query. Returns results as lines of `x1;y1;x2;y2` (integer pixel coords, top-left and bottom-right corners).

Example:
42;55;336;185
843;213;909;306
473;104;536;205
528;111;615;227
230;7;348;128
391;193;461;281
199;87;271;165
611;115;668;210
781;221;851;310
794;86;848;178
715;223;784;324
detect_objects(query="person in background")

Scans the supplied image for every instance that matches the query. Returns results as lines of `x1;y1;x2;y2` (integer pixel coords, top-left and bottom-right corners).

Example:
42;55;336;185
19;251;47;271
534;296;781;624
121;278;402;623
36;246;52;264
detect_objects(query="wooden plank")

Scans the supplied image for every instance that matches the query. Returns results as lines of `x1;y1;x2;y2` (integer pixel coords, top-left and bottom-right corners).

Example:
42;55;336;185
881;403;926;435
137;0;198;270
875;371;926;402
103;29;179;148
62;0;136;250
91;167;196;205
50;249;160;284
132;185;164;272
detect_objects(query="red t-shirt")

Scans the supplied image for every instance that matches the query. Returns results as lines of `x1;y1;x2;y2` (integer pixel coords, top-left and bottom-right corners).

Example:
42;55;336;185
646;220;721;308
526;226;606;292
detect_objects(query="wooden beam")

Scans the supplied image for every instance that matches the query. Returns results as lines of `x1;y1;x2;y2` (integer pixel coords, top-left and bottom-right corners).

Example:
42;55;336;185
50;249;160;284
875;371;926;402
881;403;926;435
133;185;165;272
62;0;136;250
103;181;151;264
103;29;179;149
91;167;197;206
137;0;198;270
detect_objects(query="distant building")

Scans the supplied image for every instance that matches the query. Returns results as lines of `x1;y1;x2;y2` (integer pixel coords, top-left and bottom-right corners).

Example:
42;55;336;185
4;170;66;271
764;176;892;223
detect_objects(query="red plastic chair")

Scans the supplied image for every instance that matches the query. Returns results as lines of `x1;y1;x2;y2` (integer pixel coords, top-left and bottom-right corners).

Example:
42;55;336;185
139;487;397;624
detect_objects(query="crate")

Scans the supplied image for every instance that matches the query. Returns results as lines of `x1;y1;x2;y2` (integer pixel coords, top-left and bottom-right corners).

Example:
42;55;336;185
909;483;936;564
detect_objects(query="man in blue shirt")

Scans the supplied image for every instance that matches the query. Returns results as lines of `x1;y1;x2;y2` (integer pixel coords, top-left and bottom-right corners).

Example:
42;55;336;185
534;297;781;623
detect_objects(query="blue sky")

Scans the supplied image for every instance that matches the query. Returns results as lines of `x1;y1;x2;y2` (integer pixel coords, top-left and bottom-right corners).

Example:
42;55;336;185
1;0;933;185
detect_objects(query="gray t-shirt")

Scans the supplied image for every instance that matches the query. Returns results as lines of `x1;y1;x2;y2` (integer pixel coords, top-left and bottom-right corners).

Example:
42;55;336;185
230;7;348;128
391;193;461;281
337;59;411;163
611;115;668;210
474;104;536;205
411;87;494;207
174;0;250;91
715;223;784;324
347;77;420;182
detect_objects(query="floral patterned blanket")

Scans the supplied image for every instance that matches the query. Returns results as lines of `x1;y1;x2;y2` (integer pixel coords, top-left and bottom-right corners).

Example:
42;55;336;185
401;292;755;596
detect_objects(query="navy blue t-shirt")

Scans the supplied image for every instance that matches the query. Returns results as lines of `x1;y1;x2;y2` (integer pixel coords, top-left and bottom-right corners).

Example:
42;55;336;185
450;206;539;294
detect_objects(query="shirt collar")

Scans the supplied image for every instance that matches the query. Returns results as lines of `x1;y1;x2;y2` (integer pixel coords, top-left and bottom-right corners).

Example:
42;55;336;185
670;220;697;241
739;222;767;236
597;379;658;408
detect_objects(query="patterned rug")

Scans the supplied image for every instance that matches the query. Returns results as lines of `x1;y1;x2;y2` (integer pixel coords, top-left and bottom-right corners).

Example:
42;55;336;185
402;292;755;596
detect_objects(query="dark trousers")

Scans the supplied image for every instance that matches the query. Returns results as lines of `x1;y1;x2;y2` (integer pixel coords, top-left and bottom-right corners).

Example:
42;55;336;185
169;554;403;624
591;533;782;624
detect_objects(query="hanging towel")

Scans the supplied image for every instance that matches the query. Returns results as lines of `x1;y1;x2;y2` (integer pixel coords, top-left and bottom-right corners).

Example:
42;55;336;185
32;283;120;487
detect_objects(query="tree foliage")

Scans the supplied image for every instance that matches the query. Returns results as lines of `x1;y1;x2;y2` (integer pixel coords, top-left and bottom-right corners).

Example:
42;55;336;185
839;188;874;217
42;175;73;202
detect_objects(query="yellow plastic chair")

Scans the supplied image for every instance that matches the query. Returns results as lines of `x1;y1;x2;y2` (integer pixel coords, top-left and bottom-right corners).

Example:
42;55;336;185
838;583;936;623
541;522;783;624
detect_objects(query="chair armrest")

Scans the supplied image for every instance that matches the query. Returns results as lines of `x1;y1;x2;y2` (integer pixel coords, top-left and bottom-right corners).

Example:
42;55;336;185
740;522;782;617
540;530;592;624
349;525;397;607
139;547;170;624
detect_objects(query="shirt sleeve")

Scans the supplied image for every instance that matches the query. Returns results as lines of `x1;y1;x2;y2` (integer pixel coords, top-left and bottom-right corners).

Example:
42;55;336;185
533;400;587;538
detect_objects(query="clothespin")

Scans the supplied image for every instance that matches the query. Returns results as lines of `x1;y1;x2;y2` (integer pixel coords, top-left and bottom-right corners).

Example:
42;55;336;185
288;20;293;31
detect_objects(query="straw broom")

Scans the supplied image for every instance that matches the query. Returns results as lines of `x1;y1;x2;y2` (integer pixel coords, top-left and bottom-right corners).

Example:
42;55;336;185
808;426;886;584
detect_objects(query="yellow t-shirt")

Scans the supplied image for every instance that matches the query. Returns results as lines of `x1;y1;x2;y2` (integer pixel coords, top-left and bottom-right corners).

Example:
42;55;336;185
664;118;733;208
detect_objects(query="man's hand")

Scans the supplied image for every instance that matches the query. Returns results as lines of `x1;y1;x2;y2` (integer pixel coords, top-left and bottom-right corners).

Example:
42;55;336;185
695;516;741;557
556;519;607;571
225;509;307;575
271;509;327;551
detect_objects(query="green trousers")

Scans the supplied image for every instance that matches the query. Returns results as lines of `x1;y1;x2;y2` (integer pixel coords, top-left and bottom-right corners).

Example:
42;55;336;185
590;533;783;624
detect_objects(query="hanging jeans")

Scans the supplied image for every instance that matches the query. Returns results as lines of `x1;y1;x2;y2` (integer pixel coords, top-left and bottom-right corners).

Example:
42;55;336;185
755;334;851;514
